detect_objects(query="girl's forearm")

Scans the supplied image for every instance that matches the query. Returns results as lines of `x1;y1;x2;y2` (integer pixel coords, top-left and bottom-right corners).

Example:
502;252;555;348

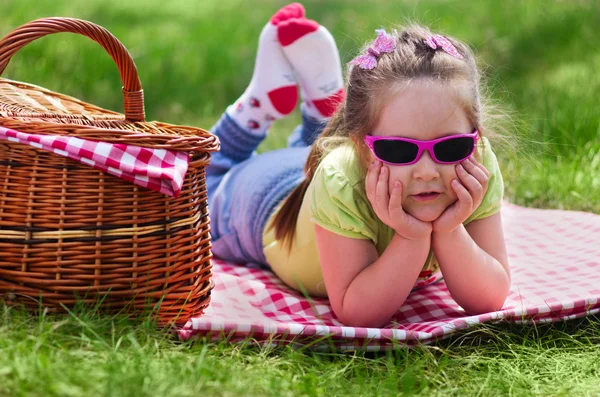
339;233;431;328
432;225;510;314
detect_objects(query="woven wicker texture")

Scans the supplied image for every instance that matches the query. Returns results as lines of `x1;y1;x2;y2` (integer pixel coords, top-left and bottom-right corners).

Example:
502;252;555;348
0;18;220;325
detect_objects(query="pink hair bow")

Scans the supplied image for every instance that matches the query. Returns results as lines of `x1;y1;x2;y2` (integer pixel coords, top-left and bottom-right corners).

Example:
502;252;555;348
349;29;396;70
424;34;463;59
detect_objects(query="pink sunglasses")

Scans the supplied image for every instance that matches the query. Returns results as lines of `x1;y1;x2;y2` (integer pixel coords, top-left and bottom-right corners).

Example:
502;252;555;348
364;130;479;165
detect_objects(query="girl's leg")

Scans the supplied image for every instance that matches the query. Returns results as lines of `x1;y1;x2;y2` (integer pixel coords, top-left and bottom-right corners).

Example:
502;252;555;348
285;104;330;148
278;14;345;148
209;146;309;266
206;3;305;198
208;5;346;266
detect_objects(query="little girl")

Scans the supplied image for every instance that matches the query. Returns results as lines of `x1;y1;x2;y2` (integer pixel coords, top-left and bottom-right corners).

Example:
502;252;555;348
206;3;510;327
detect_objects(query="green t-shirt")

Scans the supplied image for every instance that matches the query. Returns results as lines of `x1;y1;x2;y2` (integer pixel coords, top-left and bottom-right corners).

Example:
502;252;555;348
309;137;504;281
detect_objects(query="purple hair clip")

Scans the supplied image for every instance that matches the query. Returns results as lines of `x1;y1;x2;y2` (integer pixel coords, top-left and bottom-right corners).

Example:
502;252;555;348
349;29;397;70
424;34;463;59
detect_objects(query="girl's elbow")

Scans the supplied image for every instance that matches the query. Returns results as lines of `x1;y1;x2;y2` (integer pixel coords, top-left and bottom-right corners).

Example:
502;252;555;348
333;301;391;328
463;290;509;315
336;312;389;328
464;274;511;315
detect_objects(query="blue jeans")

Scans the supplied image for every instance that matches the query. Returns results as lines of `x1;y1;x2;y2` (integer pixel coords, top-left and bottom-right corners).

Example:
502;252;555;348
206;111;326;267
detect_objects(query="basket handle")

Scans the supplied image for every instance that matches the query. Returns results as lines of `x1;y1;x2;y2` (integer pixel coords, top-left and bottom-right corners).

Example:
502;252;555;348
0;17;145;122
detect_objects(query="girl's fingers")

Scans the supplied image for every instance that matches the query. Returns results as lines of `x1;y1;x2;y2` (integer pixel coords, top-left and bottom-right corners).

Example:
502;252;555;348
469;156;490;178
388;180;403;214
375;165;390;210
462;158;489;187
452;179;473;209
365;161;378;202
366;161;383;203
456;163;483;198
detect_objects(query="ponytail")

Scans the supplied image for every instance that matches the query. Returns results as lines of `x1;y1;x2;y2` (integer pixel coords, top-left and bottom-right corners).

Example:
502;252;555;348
267;107;348;252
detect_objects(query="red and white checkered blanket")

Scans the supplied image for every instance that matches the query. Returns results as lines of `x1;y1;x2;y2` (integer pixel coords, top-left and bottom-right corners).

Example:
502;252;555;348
0;126;188;197
179;202;600;350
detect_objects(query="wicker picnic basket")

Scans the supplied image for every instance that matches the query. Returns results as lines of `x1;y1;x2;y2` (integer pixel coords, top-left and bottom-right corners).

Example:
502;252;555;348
0;18;219;325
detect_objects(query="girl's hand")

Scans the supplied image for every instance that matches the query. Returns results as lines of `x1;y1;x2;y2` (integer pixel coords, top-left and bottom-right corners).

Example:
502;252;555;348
366;161;433;240
433;157;490;234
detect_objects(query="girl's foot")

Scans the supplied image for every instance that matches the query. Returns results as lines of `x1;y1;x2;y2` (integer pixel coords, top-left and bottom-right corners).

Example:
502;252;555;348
277;15;345;120
226;3;305;136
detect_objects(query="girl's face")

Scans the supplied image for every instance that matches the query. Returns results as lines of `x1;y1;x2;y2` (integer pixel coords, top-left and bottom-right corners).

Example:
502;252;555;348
367;81;473;222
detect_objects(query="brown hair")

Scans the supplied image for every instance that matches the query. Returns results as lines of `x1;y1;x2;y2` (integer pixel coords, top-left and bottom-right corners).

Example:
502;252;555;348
269;24;500;251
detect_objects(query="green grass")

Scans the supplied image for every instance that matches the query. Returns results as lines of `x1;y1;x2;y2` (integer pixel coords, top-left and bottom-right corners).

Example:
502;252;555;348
2;306;600;397
1;0;599;395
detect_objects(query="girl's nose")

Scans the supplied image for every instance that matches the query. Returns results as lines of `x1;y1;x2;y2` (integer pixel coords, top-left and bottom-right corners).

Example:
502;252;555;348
412;150;440;181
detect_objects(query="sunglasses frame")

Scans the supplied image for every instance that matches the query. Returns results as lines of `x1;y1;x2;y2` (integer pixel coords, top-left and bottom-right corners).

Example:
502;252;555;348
364;130;479;166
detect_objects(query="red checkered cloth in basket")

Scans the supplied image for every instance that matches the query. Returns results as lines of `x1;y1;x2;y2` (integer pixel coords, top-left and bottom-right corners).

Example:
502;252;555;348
0;126;188;197
179;202;600;350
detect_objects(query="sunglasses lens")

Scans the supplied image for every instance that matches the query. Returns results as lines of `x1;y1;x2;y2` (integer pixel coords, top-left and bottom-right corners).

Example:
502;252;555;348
373;140;419;164
433;137;474;162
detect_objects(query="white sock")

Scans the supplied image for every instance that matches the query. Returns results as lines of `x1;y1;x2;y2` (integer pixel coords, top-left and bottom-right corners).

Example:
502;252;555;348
278;18;345;120
226;4;304;135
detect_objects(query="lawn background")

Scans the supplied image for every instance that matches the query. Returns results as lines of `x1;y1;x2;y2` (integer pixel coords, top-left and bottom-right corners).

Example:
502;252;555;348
0;0;599;396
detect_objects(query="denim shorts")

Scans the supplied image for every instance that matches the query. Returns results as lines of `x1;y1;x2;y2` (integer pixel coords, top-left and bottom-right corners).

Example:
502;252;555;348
206;111;325;266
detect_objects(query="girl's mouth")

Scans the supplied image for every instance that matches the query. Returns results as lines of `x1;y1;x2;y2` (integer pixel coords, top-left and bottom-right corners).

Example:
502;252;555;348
412;192;441;202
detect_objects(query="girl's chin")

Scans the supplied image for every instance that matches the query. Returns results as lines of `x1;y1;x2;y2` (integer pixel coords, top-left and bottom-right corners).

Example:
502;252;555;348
406;206;444;223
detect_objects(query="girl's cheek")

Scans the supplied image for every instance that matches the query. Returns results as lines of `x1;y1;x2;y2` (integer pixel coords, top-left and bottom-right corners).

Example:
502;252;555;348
444;167;459;184
447;164;459;178
388;168;410;193
441;168;459;198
